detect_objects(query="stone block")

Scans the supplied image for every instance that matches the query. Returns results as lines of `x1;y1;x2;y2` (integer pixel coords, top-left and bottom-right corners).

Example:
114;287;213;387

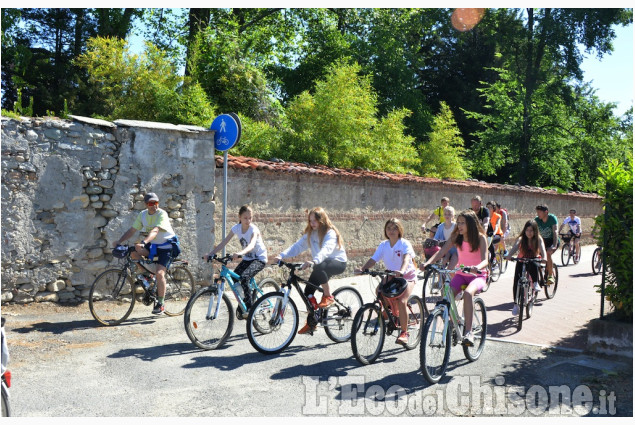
98;179;114;189
47;280;66;292
35;292;59;303
70;194;90;208
91;201;104;209
101;155;117;169
86;248;103;259
85;185;103;195
100;209;118;218
1;291;13;302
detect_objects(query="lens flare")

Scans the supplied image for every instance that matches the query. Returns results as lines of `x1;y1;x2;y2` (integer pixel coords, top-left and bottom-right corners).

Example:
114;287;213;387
451;8;486;32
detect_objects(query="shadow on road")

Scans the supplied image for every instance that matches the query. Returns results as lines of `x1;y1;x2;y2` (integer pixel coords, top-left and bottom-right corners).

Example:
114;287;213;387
11;316;158;335
108;341;200;361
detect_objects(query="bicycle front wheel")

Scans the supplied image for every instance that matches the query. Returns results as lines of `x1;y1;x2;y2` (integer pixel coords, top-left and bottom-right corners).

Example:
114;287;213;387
573;246;581;264
463;297;487;361
351;304;385;365
163;265;194;316
184;287;234;350
498;251;508;274
404;295;424;350
247;292;298;354
421;269;444;315
517;283;525;331
561;244;571;266
324;286;363;343
420;309;451;384
489;258;501;282
89;269;136;326
592;248;603;275
544;264;559;299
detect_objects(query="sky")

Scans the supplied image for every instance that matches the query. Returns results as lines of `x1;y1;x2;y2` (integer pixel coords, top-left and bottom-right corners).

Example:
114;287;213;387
578;23;633;116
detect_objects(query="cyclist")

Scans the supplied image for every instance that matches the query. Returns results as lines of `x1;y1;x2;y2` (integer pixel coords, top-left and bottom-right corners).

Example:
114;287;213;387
356;218;417;345
432;206;458;269
534;204;559;285
112;192;178;314
275;207;347;335
421;209;489;346
495;202;510;255
505;220;546;316
206;205;268;310
423;197;450;237
485;201;503;266
470;195;490;229
558;209;582;262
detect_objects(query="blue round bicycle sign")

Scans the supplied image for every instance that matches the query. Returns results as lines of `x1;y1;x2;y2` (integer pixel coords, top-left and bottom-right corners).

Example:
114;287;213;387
211;113;241;151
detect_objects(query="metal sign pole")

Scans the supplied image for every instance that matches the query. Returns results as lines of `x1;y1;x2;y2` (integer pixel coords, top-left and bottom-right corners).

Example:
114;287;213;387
222;150;228;256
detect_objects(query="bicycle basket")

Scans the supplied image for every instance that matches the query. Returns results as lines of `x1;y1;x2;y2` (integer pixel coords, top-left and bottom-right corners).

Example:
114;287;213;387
380;277;408;299
112;245;129;258
561;234;572;243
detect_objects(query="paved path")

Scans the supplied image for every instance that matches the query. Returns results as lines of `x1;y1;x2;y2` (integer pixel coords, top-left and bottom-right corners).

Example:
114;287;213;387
330;244;603;351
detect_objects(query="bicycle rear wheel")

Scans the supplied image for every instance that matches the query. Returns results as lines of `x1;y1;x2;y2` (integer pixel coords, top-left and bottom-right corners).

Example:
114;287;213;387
463;297;487;361
184;287;234;350
420;309;451;384
544;264;558;299
89;269;136;326
421;269;443;315
163;265;194;316
351;304;385;365
324;286;363;343
498;251;508;274
247;292;298;354
592;247;603;275
253;277;280;303
561;244;571;266
489;258;501;282
404;295;424;350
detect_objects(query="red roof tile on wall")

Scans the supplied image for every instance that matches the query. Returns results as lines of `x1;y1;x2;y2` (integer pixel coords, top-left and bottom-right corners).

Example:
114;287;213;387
215;154;600;199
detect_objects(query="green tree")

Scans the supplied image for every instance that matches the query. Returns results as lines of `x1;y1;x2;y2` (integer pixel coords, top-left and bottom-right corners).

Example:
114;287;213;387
282;60;420;173
75;36;215;125
420;102;468;179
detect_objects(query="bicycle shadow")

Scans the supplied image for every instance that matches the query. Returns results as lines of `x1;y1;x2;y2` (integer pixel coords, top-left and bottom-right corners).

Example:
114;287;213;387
183;340;335;371
10;316;158;335
107;341;200;361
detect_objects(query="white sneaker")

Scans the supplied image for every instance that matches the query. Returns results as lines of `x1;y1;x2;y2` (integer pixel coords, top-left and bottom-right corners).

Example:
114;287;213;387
533;281;541;291
512;304;519;316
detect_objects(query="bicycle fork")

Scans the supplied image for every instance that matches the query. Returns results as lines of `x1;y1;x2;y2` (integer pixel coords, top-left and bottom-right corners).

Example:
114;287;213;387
206;280;225;320
271;287;290;326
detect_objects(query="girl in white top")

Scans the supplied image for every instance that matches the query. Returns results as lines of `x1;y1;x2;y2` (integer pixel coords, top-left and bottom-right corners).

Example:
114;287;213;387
356;218;416;346
275;207;347;335
207;205;268;307
433;206;458;269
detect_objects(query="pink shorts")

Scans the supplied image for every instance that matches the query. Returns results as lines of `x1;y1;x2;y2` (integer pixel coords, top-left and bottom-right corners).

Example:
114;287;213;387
450;273;487;294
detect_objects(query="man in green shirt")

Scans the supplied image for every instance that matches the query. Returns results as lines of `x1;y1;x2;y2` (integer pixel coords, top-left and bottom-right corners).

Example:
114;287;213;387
113;193;177;314
535;204;559;285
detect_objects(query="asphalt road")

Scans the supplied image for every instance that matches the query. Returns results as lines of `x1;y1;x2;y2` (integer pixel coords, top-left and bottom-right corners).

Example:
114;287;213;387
1;245;632;417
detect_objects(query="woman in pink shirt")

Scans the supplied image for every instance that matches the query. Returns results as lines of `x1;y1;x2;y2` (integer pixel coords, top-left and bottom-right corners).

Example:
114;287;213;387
421;209;489;346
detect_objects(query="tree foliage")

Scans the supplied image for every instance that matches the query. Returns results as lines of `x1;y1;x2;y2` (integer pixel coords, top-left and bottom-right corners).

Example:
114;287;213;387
75;37;214;126
420;102;468;179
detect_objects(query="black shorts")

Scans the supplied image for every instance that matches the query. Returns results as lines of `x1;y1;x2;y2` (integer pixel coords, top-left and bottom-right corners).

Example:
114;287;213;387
143;242;173;268
544;238;560;250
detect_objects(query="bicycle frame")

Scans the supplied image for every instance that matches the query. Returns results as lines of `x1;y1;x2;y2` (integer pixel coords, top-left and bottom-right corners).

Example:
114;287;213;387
359;270;411;331
277;261;325;321
426;266;466;345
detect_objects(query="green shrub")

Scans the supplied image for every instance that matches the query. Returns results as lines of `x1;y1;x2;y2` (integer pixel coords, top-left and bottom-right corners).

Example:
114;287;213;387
595;155;633;321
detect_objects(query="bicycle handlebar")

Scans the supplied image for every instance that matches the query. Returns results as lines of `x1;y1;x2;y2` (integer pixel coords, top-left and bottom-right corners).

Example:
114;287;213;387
276;260;304;270
357;269;397;278
202;254;242;265
508;257;546;265
423;263;485;276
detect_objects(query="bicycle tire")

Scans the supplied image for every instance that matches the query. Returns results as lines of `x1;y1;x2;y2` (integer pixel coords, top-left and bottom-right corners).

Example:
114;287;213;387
404;295;424;350
592;247;603;275
526;288;535;319
517;283;525;331
254;277;280;302
481;263;492;293
246;292;298;354
351;304;385;365
163;265;194;316
561;244;571;266
183;287;234;350
421;269;444;315
324;286;363;343
544;264;558;299
463;297;487;361
89;269;136;326
499;251;509;274
1;382;9;417
573;245;581;264
420;308;451;384
489;257;501;282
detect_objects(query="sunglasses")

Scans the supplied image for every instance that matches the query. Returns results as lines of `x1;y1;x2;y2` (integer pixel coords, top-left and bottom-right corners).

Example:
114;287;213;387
146;201;158;206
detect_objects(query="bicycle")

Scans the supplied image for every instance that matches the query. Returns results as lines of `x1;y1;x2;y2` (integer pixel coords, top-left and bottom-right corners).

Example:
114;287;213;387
538;260;559;300
350;270;424;365
509;257;545;331
246;260;363;354
591;246;603;275
183;254;280;350
494;239;509;274
89;245;194;326
560;232;581;266
419;264;487;384
486;235;503;285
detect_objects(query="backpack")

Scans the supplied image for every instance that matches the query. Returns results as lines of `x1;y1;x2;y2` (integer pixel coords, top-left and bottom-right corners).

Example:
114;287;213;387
169;235;181;258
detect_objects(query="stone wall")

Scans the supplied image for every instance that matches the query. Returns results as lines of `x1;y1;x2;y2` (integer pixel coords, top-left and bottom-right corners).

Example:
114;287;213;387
212;156;604;281
1;116;216;304
1;116;604;305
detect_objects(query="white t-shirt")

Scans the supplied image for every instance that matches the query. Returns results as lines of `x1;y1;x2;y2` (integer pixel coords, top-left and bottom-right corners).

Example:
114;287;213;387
231;223;268;262
563;216;582;234
281;228;347;264
371;238;416;280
